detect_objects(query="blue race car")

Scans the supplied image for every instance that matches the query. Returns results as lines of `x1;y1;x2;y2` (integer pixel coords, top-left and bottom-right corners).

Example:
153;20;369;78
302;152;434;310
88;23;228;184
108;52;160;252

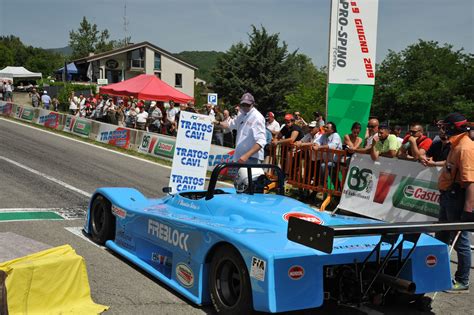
84;163;456;314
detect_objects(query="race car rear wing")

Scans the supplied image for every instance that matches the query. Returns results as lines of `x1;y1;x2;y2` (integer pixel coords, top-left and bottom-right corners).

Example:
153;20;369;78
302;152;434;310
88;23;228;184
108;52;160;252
287;217;474;254
288;217;474;303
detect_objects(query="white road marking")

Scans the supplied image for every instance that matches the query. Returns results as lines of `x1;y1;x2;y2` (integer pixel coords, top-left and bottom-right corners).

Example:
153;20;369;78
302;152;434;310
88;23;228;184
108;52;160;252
64;226;104;248
0;155;91;197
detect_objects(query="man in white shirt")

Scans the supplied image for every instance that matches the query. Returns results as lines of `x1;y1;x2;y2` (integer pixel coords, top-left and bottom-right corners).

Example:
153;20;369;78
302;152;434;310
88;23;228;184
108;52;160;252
69;92;78;115
294;121;321;186
265;112;280;138
315;121;342;185
166;101;178;123
4;80;13;101
295;121;321;150
206;103;216;120
78;94;86;111
41;91;51;110
222;109;233;147
136;106;149;130
218;93;266;164
165;100;179;135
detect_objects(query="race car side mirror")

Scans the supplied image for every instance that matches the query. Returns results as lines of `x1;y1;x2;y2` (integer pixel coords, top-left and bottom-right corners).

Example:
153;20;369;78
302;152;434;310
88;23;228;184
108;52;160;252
162;187;172;194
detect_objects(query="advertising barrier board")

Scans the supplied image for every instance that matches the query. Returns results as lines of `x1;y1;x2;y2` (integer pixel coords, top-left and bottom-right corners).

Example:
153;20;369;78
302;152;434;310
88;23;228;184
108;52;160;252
96;124;131;149
15;105;35;121
339;154;441;222
168;111;213;193
36;109;61;129
0;101;13;116
63;115;92;137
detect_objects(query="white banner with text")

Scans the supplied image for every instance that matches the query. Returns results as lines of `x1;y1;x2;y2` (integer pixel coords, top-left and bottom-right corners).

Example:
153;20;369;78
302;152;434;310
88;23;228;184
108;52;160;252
169;112;214;193
328;0;378;84
339;154;441;222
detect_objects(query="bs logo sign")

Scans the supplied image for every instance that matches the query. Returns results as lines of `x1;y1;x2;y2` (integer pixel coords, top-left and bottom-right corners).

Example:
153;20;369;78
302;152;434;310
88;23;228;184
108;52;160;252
348;166;373;192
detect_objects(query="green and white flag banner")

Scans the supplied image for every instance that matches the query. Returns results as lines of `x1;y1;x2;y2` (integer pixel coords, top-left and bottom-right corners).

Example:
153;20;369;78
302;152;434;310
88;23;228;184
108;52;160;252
328;0;378;85
327;0;379;138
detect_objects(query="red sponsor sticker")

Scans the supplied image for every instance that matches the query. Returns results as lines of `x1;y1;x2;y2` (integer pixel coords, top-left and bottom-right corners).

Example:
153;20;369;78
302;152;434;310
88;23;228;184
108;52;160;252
112;205;127;219
288;265;304;280
283;212;323;225
426;255;437;267
176;263;194;287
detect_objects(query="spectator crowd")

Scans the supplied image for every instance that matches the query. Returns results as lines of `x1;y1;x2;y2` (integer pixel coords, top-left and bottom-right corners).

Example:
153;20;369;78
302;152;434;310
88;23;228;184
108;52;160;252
26;90;472;163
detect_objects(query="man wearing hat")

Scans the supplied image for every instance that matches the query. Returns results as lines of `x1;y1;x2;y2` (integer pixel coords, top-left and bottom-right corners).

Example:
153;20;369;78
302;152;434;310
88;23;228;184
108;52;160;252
273;114;304;146
265;112;280;138
436;112;473;293
41;90;51;110
370;123;401;161
217;92;266;163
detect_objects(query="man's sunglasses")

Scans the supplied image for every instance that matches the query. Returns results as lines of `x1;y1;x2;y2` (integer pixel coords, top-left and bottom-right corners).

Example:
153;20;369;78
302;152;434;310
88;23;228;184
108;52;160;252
367;124;378;128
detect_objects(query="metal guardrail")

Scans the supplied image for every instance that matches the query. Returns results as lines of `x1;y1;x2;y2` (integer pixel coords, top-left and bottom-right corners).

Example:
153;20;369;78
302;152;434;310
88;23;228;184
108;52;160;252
267;144;348;210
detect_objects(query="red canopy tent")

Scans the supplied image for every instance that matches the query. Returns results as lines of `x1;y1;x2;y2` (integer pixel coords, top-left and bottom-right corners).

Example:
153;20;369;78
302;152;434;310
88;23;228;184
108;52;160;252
99;74;194;103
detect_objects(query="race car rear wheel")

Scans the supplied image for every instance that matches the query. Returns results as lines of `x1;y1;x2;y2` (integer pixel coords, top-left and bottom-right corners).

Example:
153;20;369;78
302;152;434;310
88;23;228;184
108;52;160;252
90;195;115;245
209;245;253;314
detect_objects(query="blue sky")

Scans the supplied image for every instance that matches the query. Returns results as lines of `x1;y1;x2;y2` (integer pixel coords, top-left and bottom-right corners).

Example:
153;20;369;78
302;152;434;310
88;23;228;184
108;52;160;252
0;0;472;66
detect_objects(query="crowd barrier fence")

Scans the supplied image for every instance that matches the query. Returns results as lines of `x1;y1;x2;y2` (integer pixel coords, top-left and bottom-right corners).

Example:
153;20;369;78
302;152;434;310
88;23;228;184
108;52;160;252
267;144;348;210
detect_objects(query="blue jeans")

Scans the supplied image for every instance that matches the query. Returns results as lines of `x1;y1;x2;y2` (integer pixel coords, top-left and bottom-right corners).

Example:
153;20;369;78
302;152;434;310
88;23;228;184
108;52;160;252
437;190;471;286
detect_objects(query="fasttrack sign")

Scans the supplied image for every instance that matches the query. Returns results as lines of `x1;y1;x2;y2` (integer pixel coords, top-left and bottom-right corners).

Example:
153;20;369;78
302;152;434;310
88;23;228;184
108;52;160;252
328;0;379;84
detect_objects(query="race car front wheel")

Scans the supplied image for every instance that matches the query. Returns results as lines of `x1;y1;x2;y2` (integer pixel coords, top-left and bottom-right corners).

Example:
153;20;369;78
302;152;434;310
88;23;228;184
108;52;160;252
209;245;254;314
90;195;115;245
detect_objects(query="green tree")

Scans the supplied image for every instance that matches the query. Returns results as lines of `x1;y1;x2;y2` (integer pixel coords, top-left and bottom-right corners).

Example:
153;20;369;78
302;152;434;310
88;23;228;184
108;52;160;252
212;26;298;115
285;54;327;122
69;17;114;59
25;48;63;77
0;36;65;78
373;40;473;123
0;36;29;66
174;51;225;83
0;43;14;68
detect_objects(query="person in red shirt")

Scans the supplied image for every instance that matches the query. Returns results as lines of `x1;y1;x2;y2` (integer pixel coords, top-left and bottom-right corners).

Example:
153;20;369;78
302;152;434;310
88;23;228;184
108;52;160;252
398;123;432;160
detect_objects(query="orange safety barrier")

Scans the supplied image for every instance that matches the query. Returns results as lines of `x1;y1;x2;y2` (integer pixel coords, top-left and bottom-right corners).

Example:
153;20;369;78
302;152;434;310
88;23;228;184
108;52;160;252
266;144;349;210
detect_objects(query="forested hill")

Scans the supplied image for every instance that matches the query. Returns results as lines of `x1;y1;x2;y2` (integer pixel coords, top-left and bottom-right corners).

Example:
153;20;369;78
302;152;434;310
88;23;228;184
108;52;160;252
174;50;224;83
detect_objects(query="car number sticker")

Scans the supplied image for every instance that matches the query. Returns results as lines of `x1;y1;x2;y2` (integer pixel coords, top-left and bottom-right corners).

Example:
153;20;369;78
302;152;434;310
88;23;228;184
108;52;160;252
283;212;323;225
288;265;304;280
426;255;437;267
250;257;266;281
112;205;127;219
176;263;194;287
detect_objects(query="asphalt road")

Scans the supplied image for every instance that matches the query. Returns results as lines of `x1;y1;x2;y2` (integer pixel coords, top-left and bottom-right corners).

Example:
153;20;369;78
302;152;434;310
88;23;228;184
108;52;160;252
0;117;472;315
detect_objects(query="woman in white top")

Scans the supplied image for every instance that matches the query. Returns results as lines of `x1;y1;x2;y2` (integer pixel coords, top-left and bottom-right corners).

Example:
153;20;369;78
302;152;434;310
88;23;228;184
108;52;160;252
68;92;78;115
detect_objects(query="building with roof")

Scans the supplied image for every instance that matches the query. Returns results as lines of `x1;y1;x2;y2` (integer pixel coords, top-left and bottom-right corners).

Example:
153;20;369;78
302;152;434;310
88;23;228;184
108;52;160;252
73;41;197;97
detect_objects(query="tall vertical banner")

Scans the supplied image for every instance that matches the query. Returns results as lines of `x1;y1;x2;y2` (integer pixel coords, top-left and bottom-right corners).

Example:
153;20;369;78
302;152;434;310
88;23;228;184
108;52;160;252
327;0;379;139
169;111;214;193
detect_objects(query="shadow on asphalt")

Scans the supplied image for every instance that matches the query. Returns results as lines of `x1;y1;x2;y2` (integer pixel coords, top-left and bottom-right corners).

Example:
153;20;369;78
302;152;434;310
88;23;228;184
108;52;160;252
105;248;438;315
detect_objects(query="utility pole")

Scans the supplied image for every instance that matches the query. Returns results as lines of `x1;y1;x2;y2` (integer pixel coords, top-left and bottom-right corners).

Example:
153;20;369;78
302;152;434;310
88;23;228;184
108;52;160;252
123;2;130;46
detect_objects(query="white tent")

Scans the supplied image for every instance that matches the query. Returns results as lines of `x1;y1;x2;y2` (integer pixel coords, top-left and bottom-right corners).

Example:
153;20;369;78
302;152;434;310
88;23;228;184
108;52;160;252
0;66;42;80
